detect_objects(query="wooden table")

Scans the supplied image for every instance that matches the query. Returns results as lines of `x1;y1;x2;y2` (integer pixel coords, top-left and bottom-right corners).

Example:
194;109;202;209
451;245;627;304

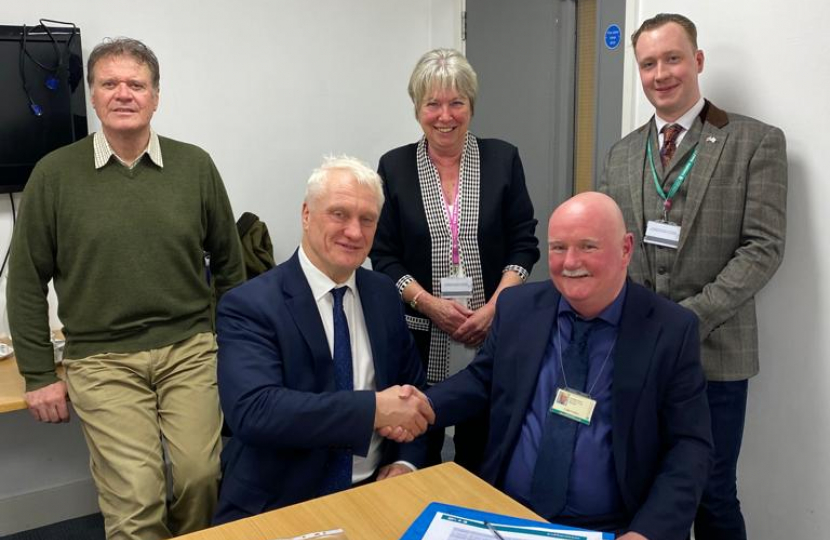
0;355;28;413
0;336;65;413
175;462;543;540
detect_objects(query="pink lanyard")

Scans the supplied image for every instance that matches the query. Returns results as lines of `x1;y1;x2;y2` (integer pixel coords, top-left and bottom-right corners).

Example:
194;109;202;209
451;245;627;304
443;180;461;266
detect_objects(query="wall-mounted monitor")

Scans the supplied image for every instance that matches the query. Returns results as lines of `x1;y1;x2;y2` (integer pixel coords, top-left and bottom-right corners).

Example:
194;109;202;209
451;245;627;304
0;23;88;193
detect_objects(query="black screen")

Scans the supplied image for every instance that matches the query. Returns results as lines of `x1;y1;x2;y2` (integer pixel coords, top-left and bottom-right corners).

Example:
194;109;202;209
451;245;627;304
0;24;88;193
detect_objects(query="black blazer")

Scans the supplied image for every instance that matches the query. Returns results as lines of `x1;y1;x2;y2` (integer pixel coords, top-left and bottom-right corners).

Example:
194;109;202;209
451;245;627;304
370;137;539;307
427;281;713;540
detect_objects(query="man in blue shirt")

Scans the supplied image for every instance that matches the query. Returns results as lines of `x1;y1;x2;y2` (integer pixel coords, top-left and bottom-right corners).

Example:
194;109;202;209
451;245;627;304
424;192;712;540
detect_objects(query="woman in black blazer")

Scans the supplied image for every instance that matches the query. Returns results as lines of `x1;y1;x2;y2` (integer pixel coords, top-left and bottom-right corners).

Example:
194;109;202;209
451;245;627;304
370;48;540;472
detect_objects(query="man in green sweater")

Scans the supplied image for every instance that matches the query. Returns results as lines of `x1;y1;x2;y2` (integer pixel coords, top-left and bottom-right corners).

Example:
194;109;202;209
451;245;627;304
7;38;245;540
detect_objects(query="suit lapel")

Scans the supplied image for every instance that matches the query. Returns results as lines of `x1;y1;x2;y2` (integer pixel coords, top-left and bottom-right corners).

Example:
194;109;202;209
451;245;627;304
502;285;559;462
612;284;660;485
627;123;654;278
627;124;651;243
677;102;729;253
355;269;390;388
283;252;335;390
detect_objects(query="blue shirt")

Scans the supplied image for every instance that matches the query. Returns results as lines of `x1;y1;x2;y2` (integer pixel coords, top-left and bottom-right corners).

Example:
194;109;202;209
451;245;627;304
504;285;626;517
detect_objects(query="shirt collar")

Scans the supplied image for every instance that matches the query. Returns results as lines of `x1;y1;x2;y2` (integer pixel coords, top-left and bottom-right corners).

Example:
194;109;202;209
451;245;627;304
93;129;163;170
654;96;706;134
557;281;627;327
298;246;358;302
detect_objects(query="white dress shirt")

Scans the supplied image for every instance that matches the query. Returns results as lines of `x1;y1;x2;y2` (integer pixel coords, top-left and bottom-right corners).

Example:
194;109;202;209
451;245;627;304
655;96;706;148
93;129;163;169
298;246;382;482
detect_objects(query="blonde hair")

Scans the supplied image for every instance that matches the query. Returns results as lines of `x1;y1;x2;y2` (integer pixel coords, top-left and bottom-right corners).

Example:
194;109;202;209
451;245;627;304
407;48;478;118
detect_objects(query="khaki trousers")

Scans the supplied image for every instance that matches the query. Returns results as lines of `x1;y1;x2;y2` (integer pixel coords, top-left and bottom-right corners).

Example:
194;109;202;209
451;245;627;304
64;332;222;540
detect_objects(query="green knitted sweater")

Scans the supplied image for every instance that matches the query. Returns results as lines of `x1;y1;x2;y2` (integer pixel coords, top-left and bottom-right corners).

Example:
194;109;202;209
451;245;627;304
8;135;245;391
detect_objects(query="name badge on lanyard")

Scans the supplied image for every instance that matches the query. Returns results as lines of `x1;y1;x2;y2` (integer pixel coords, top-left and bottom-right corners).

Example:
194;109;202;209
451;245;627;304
549;325;616;426
440;182;473;300
643;138;698;250
644;220;681;249
441;275;473;299
551;387;596;425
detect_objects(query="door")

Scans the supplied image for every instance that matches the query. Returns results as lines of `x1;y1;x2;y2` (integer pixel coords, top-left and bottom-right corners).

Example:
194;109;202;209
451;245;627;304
465;0;577;281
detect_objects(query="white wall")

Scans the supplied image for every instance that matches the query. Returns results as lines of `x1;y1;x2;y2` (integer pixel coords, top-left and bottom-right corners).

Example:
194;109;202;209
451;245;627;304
0;1;461;534
0;0;463;334
624;2;830;538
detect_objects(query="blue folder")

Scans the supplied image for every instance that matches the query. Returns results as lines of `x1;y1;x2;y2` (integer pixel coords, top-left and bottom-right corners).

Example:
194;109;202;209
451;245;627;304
399;502;615;540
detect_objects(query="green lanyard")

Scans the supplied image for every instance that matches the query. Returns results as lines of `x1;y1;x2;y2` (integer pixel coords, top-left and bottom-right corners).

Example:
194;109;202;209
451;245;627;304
646;138;698;220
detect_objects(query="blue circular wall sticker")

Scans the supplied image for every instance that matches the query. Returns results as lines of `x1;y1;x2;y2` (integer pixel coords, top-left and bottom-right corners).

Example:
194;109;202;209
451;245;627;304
605;24;621;50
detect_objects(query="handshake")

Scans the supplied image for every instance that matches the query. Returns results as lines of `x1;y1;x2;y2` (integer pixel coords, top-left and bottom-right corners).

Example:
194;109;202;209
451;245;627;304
374;384;435;443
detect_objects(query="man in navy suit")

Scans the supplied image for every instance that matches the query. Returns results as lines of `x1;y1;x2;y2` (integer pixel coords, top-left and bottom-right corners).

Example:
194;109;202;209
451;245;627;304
213;156;434;524
424;192;712;539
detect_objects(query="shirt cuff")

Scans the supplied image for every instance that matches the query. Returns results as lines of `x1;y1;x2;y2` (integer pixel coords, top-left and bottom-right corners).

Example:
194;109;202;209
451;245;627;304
502;265;529;282
396;275;415;296
393;460;417;472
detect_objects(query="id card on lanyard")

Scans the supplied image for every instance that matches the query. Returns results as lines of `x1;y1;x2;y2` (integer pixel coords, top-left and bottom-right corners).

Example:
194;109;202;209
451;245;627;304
439;182;473;300
439;180;475;377
643;139;698;250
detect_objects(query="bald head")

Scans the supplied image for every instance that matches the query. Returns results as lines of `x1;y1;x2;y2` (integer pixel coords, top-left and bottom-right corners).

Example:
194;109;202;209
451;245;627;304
547;192;634;318
551;192;628;239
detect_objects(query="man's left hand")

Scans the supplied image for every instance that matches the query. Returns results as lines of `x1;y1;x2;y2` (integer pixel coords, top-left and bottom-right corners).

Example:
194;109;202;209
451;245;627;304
376;463;413;480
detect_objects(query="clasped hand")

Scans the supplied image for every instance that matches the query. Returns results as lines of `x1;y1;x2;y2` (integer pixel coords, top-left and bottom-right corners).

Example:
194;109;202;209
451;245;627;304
421;296;493;347
374;384;434;443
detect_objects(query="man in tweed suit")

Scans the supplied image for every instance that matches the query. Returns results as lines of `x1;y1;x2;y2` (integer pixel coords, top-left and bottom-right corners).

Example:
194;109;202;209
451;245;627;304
598;13;787;540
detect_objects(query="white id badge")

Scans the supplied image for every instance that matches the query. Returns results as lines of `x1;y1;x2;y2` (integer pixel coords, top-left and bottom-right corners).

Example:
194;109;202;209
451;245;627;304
442;272;473;375
644;220;681;249
550;388;596;425
440;276;473;300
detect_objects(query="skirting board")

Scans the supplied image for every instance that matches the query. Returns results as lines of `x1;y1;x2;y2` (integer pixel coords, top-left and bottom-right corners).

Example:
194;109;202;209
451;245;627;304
0;477;99;536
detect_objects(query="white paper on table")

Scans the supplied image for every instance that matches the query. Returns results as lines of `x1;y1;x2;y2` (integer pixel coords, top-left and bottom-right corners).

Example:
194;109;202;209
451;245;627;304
275;529;348;540
421;512;607;540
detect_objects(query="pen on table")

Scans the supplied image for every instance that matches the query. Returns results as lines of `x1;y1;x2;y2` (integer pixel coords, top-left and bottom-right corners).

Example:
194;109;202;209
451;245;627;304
484;521;506;540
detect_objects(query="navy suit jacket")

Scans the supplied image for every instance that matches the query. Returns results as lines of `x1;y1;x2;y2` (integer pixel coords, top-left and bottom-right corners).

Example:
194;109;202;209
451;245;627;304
213;252;427;524
427;280;712;540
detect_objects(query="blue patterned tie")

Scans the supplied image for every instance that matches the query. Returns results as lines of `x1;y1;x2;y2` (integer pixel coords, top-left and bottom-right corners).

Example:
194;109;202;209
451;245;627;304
529;316;593;518
319;286;354;495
